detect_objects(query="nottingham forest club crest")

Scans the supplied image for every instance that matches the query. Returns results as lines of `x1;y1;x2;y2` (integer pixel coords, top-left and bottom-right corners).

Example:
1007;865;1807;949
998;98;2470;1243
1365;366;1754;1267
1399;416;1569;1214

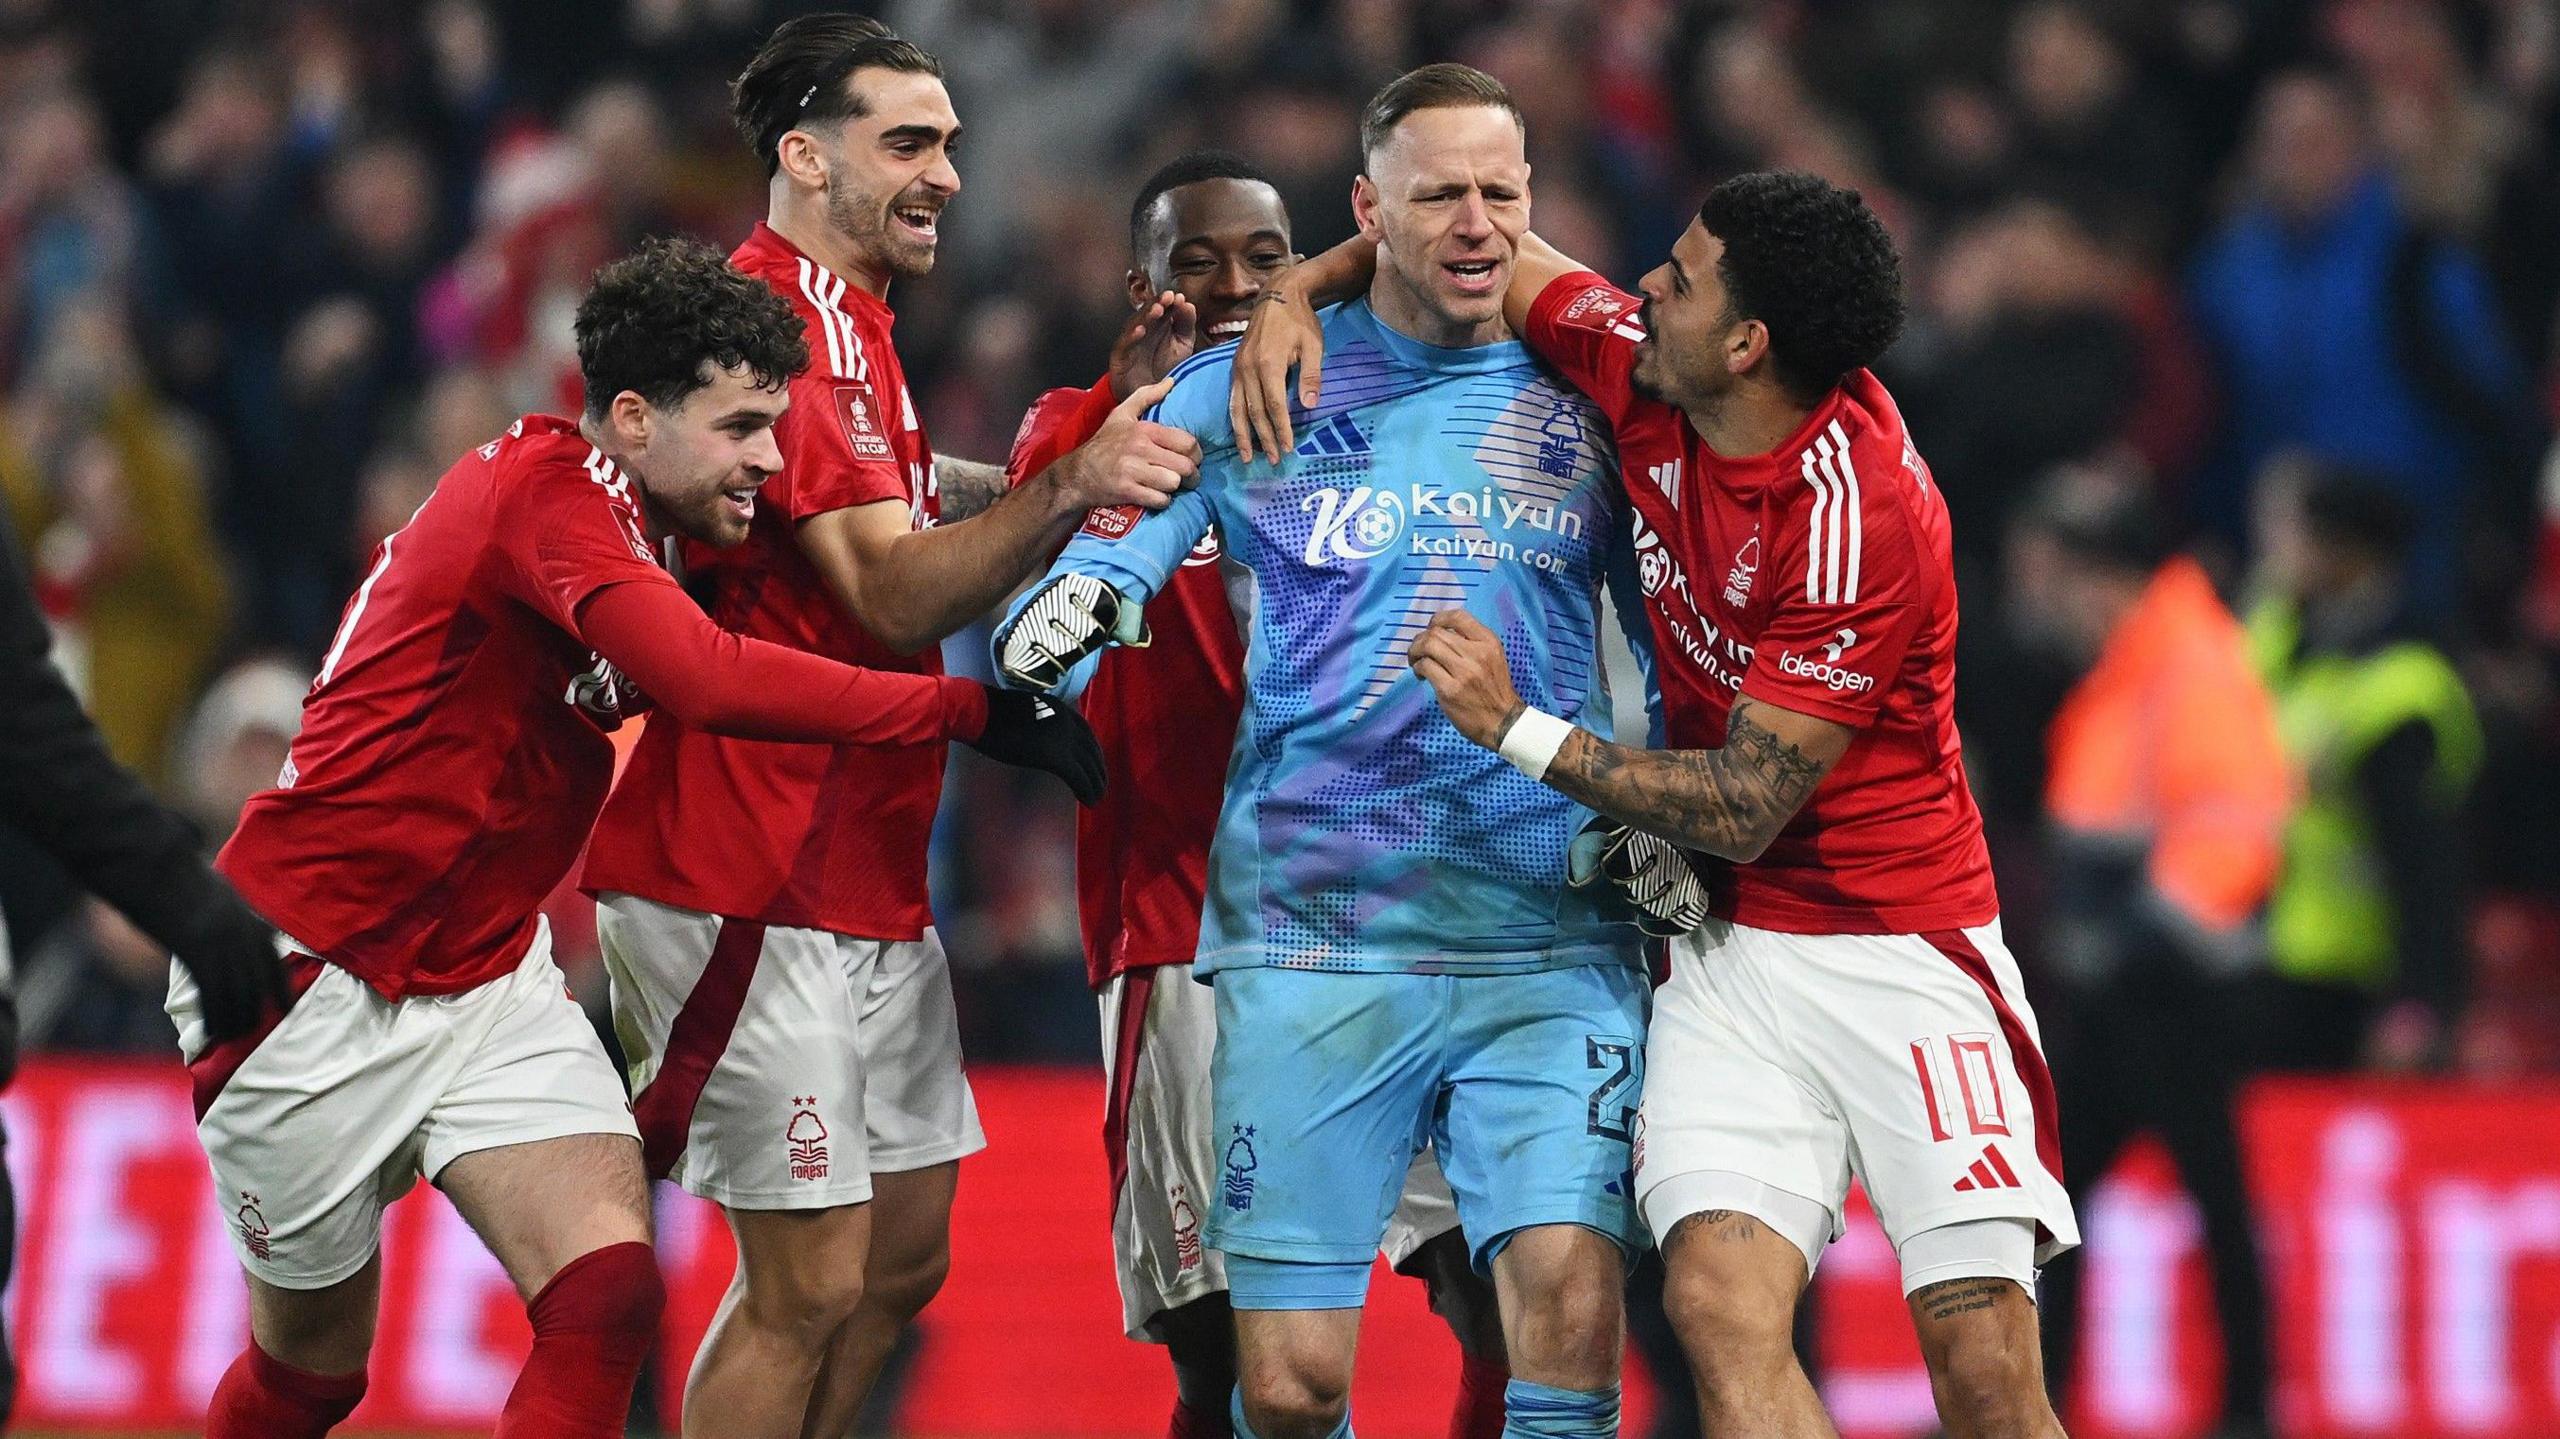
1221;1124;1259;1212
1724;533;1761;607
787;1098;830;1181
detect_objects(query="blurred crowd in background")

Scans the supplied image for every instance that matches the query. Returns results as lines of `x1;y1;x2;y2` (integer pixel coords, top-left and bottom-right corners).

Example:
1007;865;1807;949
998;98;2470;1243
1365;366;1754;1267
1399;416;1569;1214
6;0;2560;1092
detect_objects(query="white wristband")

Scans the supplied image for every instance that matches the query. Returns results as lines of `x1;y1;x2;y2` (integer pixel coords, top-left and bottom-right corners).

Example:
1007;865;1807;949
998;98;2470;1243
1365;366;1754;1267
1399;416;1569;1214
1496;706;1575;782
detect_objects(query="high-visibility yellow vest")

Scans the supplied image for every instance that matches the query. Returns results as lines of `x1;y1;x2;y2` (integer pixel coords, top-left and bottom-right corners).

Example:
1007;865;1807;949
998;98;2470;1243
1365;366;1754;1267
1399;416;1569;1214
2246;599;2481;989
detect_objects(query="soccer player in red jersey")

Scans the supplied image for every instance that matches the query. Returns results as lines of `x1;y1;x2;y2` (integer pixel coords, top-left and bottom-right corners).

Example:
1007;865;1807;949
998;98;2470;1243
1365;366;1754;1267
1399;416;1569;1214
187;236;1098;1439
1005;150;1512;1439
1235;172;2080;1439
578;17;1195;1439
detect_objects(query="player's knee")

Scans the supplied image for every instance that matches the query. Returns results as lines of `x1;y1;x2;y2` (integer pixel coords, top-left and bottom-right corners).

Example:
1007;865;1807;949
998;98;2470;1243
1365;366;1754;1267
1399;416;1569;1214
742;1257;866;1342
1662;1258;1794;1391
868;1235;953;1326
1510;1262;1619;1378
531;1240;665;1345
1239;1365;1350;1439
257;1318;376;1380
1926;1318;2053;1438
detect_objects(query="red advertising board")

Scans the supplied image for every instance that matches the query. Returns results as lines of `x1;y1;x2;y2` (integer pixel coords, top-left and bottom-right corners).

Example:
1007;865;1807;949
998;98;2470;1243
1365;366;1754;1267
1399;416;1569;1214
8;1058;2560;1436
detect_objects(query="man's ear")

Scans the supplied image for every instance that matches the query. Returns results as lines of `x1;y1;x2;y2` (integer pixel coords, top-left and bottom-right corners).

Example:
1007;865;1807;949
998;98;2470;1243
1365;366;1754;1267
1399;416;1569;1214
1352;173;1382;243
609;390;653;452
1125;268;1155;312
1728;318;1770;379
775;127;828;192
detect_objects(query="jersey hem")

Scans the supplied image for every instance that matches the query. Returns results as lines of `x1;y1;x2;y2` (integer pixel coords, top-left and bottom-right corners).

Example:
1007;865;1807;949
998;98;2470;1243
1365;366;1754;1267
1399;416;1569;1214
1193;941;1640;978
574;875;930;943
1714;893;2001;937
1087;949;1201;990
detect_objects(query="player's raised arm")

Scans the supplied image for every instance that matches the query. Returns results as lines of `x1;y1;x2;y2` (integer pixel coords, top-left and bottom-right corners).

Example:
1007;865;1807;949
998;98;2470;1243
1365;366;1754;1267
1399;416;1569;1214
1503;229;1596;335
796;376;1198;653
1229;235;1372;461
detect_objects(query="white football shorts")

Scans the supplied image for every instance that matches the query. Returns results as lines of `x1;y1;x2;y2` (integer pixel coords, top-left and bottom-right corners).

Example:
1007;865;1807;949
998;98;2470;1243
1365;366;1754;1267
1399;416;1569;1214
596;893;985;1211
1636;916;2080;1293
173;919;636;1290
1099;962;1461;1341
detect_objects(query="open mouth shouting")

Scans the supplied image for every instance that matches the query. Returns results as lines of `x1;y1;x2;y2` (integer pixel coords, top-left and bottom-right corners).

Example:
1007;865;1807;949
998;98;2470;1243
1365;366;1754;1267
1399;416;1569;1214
721;483;759;522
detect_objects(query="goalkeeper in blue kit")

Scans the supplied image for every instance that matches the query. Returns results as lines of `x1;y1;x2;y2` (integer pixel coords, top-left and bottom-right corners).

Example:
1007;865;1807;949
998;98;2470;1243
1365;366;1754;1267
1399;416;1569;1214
997;65;1708;1439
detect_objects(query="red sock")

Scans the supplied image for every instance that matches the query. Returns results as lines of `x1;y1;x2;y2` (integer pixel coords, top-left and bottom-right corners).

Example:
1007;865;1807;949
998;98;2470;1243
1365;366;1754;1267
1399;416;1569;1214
1172;1396;1233;1439
494;1241;665;1439
1450;1352;1511;1439
206;1341;366;1438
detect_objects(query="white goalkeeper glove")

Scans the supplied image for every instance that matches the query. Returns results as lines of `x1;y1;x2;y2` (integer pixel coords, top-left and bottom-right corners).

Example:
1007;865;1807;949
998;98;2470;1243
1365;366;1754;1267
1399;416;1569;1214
1568;815;1710;938
995;573;1149;692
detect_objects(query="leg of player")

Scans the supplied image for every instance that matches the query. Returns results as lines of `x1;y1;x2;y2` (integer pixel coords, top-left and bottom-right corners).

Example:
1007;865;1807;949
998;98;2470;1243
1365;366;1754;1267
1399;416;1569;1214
1659;1209;1840;1439
1484;1223;1624;1439
1153;1292;1241;1437
800;1160;958;1437
437;1132;663;1439
1400;1230;1510;1439
1905;1258;2066;1439
1233;1305;1361;1439
687;1202;871;1439
205;1259;380;1438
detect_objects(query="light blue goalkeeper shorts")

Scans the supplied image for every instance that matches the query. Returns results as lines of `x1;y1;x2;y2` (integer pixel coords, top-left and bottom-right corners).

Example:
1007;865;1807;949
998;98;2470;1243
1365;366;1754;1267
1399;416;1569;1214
1203;960;1647;1298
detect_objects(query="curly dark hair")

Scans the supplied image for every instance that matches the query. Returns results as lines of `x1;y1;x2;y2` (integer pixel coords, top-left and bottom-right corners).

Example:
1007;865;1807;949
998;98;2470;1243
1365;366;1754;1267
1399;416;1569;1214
574;235;809;420
1698;172;1905;402
732;14;943;177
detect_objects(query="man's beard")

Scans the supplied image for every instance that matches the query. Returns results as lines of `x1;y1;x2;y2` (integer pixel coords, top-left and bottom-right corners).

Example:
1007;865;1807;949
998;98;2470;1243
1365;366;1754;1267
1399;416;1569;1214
824;174;935;280
1630;340;1673;404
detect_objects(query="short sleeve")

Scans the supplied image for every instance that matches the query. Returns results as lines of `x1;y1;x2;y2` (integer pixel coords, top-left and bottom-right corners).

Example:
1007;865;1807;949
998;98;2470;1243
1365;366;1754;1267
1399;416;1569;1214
1523;272;1645;426
1738;465;1927;729
1005;378;1117;487
501;465;679;639
769;371;913;521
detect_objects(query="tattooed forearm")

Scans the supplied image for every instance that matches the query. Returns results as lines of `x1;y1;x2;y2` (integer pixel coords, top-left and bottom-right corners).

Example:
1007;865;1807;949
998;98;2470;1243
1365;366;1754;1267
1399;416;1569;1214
1542;698;1837;861
1911;1279;2010;1325
934;455;1012;523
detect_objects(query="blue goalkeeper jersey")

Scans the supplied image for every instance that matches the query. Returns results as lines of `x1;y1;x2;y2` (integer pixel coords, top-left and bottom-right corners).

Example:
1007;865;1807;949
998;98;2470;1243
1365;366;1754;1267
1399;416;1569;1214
1014;299;1642;977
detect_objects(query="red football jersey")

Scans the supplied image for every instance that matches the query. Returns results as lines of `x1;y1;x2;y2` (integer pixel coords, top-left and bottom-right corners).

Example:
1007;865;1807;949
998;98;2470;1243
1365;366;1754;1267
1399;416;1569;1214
1007;379;1245;987
219;415;677;997
583;223;945;937
1526;273;1998;935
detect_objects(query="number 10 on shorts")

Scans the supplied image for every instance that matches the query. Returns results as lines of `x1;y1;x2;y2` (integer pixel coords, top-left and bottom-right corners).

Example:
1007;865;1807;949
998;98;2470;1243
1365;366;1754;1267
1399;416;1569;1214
1909;1033;2010;1143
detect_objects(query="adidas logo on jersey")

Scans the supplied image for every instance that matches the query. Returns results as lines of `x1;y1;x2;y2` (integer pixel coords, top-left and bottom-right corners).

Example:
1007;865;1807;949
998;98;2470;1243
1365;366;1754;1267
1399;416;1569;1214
1648;460;1683;510
1295;413;1370;458
1952;1144;2024;1192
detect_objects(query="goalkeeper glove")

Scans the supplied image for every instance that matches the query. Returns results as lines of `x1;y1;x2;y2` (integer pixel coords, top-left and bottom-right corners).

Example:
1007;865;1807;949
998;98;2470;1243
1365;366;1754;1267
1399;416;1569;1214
964;687;1106;804
994;573;1148;693
1568;815;1709;937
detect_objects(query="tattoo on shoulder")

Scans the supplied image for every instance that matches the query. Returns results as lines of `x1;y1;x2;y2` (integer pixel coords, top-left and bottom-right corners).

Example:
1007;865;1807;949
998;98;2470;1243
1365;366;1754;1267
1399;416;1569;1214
1911;1278;2012;1324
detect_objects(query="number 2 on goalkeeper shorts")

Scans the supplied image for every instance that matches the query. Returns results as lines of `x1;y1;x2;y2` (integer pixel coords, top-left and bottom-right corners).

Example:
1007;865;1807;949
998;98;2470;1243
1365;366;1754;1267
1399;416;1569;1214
1586;1036;1638;1141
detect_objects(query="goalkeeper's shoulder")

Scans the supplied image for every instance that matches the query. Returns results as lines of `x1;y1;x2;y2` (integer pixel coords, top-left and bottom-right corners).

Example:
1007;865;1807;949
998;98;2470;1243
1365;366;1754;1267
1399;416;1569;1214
1149;344;1245;456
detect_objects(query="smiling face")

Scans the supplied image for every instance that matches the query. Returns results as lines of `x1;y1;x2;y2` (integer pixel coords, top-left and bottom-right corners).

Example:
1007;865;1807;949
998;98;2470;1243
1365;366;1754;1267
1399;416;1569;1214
1131;177;1292;344
1631;219;1750;412
802;66;962;283
1355;104;1529;346
617;363;790;547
